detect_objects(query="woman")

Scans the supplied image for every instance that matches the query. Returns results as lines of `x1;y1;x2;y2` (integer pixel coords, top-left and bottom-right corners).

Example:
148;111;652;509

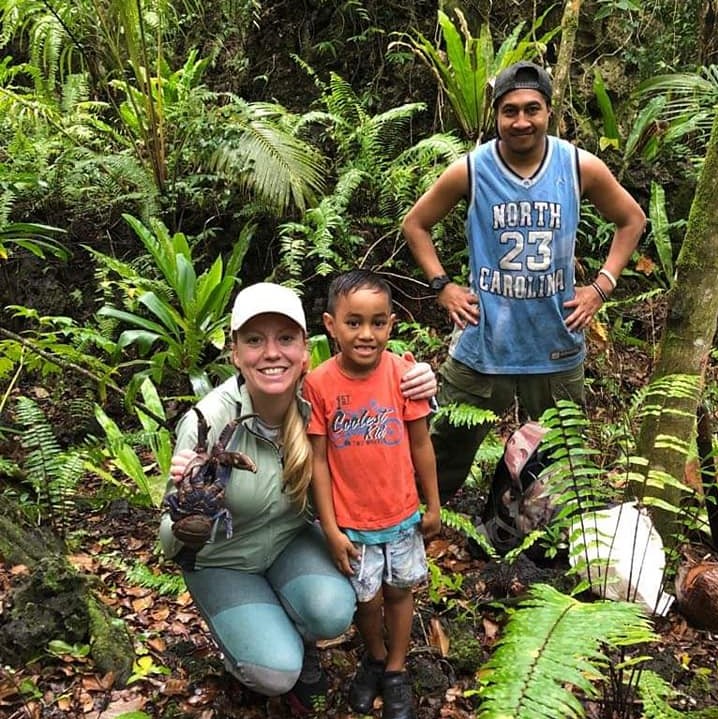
159;282;437;714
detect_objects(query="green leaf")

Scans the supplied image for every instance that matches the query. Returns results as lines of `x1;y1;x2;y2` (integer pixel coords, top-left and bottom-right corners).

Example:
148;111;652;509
174;253;198;313
98;306;167;336
122;215;175;285
137;378;172;477
194;255;225;317
139;292;184;339
599;136;620;152
476;584;656;719
309;334;332;368
434;402;498;428
624;95;665;160
648;181;673;285
593;69;619;145
93;405;154;503
47;640;90;658
116;329;160;355
128;654;171;683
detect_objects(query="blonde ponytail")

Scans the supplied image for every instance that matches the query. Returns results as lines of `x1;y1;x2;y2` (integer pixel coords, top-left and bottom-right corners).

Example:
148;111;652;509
281;398;313;510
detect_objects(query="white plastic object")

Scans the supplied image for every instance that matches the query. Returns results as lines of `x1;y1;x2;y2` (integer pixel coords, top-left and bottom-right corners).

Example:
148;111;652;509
569;502;674;616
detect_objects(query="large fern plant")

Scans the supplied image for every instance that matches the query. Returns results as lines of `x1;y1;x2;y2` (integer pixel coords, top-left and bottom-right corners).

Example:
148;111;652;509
474;583;656;719
479;618;717;718
12;396;85;535
470;376;707;718
276;66;463;285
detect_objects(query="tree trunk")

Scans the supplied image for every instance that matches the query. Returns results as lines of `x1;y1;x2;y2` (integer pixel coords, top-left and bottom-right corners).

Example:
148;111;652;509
0;496;134;685
699;0;718;66
634;109;718;542
549;0;582;136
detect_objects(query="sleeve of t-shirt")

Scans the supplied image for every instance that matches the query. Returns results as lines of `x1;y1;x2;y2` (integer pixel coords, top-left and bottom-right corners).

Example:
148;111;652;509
302;373;327;436
404;394;431;423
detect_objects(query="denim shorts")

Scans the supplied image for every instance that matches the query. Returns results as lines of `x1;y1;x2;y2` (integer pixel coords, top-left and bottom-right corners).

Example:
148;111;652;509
348;525;428;603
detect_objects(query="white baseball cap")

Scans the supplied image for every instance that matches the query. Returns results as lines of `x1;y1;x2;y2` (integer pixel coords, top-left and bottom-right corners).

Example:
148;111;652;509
230;282;307;332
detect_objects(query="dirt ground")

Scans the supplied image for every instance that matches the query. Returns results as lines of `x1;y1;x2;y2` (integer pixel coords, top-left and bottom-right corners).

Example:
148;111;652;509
1;475;717;719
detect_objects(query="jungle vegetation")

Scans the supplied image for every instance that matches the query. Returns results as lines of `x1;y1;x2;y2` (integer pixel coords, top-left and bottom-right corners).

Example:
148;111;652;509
2;0;718;717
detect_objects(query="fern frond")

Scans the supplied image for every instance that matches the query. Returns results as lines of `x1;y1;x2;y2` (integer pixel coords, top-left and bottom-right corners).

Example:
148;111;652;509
303;203;348;266
211;100;327;214
331;166;365;211
293;109;338;137
0;456;20;476
477;584;656;719
380;133;467;216
85;245;173;311
440;506;498;559
635;374;702;421
52;451;85;519
14;396;85;532
434;402;498;429
394;133;467;167
277;222;308;287
276;168;364;284
124;562;186;596
541;401;614;516
614;374;701;525
60;72;90;114
54;149;160;223
324;72;364;128
361;102;426;165
638;670;686;719
16;395;63;487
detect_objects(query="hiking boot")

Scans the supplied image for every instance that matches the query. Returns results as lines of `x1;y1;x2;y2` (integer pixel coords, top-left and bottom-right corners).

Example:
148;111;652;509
381;670;416;719
286;643;328;716
348;653;385;714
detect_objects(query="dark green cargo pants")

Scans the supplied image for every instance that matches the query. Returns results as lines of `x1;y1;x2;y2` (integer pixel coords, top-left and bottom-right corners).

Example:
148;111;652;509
431;356;585;502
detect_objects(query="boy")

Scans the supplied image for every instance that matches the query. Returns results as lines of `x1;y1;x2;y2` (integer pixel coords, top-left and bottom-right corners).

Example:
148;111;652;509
303;269;441;719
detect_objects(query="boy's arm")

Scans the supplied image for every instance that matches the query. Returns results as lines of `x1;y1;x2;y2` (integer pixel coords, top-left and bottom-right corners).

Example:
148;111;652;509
407;418;441;539
309;434;359;575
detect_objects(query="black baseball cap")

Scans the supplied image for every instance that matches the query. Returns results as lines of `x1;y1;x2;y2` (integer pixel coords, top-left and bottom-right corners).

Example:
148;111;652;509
492;61;553;107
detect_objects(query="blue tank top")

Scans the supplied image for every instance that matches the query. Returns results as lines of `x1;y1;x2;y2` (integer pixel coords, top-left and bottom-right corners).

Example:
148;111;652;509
450;136;584;374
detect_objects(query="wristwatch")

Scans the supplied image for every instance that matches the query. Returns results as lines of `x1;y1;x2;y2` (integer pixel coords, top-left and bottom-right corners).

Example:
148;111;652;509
429;274;451;292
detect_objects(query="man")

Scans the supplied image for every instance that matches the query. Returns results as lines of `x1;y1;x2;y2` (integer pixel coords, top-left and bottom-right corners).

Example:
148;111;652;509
401;61;646;502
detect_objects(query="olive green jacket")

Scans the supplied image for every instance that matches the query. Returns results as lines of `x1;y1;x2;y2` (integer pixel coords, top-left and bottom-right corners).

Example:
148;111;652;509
159;376;312;572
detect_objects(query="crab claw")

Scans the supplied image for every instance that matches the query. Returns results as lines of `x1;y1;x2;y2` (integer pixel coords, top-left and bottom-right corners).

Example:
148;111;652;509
219;450;257;473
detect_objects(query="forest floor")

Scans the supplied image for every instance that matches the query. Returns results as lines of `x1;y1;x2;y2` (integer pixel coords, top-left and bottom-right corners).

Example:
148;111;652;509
1;477;717;719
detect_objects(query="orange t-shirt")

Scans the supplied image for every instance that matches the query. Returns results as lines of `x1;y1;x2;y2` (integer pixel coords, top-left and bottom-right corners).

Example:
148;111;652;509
304;352;431;531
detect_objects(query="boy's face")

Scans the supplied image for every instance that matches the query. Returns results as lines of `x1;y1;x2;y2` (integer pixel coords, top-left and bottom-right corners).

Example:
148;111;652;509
323;286;395;377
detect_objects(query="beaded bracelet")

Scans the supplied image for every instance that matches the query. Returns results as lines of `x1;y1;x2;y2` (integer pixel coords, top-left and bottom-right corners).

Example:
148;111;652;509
598;268;618;290
591;281;608;303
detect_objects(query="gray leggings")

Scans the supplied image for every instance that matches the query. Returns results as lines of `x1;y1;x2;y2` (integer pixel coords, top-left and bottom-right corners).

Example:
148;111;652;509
183;523;355;696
